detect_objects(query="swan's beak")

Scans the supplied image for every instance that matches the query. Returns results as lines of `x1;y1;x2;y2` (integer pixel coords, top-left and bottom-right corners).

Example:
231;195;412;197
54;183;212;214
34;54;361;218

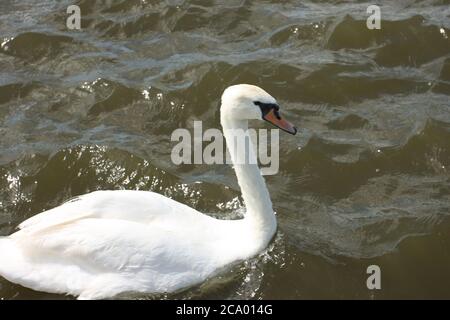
263;109;297;135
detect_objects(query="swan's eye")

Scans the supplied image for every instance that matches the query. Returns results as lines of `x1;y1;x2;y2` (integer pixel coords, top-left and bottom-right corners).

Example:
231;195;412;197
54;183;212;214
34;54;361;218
254;101;280;118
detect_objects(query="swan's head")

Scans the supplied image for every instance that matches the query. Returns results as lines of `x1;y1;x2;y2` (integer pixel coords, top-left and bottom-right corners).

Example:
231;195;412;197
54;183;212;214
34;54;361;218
221;84;297;135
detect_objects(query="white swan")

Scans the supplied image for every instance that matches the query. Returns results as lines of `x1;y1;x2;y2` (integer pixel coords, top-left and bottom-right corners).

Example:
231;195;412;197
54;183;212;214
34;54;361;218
0;84;297;299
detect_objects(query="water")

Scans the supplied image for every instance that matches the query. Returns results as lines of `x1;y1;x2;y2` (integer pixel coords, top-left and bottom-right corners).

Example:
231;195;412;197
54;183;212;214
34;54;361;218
0;0;449;299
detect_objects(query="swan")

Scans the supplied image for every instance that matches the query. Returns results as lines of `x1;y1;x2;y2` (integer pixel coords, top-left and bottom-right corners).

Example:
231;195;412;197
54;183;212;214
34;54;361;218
0;84;297;299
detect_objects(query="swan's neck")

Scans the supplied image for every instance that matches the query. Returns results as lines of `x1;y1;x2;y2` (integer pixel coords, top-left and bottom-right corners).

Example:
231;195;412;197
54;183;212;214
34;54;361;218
220;115;277;247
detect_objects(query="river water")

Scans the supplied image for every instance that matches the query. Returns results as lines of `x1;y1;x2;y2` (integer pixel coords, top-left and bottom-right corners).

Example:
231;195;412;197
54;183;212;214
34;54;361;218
0;0;449;299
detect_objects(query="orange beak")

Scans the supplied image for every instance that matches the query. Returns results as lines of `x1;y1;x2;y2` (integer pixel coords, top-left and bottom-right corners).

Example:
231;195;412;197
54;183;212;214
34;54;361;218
263;109;297;135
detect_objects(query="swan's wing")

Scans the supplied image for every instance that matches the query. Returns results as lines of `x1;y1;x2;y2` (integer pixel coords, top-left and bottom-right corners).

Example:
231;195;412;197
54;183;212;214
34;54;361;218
18;190;206;234
4;217;221;299
1;190;238;298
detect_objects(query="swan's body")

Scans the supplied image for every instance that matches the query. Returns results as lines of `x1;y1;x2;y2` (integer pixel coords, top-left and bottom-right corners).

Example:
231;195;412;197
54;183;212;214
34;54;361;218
0;191;264;299
0;84;296;299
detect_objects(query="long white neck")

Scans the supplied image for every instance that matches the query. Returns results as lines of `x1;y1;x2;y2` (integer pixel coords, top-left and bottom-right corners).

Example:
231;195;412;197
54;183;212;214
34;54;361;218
220;112;277;248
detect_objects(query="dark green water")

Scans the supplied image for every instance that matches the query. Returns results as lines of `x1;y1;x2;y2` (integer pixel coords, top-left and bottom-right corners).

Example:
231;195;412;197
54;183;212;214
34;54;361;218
0;0;449;299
